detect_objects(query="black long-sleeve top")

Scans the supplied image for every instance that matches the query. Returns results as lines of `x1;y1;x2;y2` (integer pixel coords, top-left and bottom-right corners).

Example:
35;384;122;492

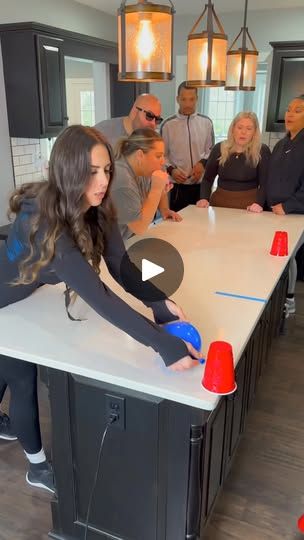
266;129;304;214
200;142;271;206
0;198;189;367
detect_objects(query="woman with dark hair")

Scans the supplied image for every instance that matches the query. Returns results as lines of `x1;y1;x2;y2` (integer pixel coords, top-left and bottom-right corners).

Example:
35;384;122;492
111;128;181;242
266;95;304;315
0;125;201;493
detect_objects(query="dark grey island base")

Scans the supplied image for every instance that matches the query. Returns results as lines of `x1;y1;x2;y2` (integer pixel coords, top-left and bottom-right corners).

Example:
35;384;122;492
47;270;288;540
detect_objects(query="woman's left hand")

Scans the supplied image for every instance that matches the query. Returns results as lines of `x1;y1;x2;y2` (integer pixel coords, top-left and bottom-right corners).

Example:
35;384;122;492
165;299;188;321
247;203;263;213
161;209;183;222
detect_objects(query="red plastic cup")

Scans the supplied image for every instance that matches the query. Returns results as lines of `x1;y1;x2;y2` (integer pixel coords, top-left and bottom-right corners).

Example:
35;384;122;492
202;341;237;395
270;230;288;256
298;514;304;533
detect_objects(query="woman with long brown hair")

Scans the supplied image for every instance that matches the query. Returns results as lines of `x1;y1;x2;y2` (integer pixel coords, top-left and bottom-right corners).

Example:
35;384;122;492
0;125;201;493
197;112;271;211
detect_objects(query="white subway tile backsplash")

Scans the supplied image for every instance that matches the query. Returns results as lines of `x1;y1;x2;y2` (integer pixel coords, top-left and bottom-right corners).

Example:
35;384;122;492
16;138;30;145
12;145;26;156
24;144;36;154
21;173;34;183
19;154;33;165
10;137;45;187
14;164;35;176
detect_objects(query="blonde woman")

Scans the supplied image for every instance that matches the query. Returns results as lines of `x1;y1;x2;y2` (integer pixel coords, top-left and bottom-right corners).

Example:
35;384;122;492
111;128;181;242
197;112;271;211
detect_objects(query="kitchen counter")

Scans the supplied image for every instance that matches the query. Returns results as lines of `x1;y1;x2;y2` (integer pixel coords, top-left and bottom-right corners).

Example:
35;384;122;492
0;206;303;410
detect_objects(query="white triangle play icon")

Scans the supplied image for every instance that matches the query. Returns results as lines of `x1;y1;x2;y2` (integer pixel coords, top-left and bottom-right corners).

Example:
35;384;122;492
142;258;164;282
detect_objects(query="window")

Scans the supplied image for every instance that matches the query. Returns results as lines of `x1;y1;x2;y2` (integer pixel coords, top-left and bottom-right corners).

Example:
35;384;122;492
200;63;268;143
201;87;241;143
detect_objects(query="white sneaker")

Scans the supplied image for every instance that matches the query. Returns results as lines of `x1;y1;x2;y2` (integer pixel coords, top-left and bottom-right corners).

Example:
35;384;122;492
285;297;296;315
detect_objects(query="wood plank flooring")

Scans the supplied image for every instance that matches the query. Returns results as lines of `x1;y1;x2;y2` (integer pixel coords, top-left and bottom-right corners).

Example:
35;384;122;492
0;283;304;540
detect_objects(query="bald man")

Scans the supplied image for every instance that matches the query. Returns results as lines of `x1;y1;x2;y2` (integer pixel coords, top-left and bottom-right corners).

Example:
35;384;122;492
95;94;163;150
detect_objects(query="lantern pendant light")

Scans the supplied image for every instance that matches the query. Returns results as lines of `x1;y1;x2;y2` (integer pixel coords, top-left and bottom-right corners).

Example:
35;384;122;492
225;0;258;91
118;0;175;82
187;0;228;87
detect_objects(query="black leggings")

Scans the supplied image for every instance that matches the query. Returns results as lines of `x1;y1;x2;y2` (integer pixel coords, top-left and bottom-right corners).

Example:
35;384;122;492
0;356;42;453
0;380;7;402
170;183;201;212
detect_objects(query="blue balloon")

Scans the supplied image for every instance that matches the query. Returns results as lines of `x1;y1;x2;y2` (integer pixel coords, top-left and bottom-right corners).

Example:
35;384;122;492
163;321;202;352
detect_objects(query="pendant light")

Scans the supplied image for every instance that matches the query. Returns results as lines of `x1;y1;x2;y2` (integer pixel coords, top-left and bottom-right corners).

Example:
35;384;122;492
225;0;258;91
118;0;175;82
187;1;228;87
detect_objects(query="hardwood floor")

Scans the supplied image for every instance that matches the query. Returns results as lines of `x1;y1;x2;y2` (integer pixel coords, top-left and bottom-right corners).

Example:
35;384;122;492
0;283;304;540
0;382;51;540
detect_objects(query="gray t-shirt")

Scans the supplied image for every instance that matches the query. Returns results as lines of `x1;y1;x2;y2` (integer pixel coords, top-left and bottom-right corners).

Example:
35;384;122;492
110;157;151;242
95;117;127;151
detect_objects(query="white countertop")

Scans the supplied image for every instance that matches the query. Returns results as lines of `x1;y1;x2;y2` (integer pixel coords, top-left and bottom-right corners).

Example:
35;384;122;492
0;206;303;410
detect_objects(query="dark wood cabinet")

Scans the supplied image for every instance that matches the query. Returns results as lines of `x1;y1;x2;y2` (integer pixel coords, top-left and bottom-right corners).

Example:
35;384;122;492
0;27;67;138
266;41;304;132
109;64;149;118
36;35;68;135
202;398;228;519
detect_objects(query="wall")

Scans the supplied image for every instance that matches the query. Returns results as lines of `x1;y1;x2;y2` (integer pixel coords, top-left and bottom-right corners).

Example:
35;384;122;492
0;0;116;223
0;0;117;42
0;42;14;226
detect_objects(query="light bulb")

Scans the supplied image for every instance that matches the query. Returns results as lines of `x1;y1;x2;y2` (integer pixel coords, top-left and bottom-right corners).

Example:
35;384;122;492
136;20;155;62
199;42;208;73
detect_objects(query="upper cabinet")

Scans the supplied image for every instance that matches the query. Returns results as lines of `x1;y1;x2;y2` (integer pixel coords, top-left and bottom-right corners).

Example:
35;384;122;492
0;26;67;138
0;22;145;138
266;41;304;132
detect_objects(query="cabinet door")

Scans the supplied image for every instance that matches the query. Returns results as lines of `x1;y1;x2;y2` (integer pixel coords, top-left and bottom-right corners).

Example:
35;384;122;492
36;35;68;135
247;325;261;410
266;42;304;132
201;398;227;521
109;64;149;117
228;355;247;461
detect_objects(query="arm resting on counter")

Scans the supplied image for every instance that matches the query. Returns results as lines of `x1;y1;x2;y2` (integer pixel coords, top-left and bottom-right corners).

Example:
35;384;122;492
52;234;188;366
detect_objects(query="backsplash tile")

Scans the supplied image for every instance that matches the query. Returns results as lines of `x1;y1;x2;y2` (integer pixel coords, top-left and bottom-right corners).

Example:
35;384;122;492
11;137;51;187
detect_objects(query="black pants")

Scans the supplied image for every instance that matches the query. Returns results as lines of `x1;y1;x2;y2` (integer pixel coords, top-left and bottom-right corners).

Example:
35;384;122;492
0;381;7;402
0;355;42;453
169;183;201;212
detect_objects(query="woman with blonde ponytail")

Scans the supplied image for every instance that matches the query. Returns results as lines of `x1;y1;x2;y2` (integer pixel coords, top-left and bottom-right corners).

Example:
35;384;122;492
111;128;181;241
0;125;201;494
197;112;271;211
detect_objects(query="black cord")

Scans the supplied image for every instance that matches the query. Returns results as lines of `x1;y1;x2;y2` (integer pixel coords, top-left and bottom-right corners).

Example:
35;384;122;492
84;414;117;540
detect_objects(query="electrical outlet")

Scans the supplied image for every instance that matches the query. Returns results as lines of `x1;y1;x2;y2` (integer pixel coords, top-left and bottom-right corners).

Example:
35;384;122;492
105;394;126;430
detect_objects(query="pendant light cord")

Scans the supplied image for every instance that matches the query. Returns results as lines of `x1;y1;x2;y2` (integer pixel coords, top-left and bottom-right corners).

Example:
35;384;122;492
243;0;248;28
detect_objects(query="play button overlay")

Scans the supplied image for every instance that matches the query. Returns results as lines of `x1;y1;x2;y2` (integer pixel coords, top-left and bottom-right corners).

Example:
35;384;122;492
142;259;164;281
120;238;184;302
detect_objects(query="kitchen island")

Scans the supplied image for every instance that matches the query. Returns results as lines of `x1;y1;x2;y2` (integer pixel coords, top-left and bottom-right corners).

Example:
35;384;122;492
0;206;303;540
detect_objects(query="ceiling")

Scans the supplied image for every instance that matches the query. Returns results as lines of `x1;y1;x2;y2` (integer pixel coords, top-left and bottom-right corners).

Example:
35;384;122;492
73;0;304;16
